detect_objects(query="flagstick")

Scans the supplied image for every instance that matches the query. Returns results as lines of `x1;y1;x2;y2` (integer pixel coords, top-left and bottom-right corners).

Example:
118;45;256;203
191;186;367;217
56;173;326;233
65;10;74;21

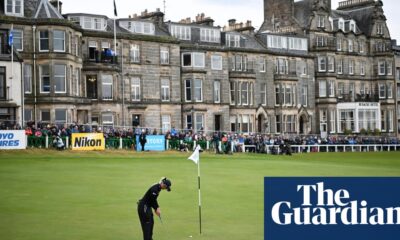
197;154;202;235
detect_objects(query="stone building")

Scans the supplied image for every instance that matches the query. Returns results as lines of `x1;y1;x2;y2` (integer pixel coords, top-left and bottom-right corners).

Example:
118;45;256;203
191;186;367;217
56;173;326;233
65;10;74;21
0;0;397;136
394;42;400;136
261;0;397;136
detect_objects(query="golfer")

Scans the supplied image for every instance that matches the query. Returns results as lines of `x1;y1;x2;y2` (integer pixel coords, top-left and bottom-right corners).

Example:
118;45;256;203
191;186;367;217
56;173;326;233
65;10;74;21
137;177;172;240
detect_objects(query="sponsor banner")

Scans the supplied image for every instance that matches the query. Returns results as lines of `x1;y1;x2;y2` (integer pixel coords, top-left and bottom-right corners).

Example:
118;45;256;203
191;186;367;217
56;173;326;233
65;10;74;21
136;135;165;151
265;177;400;240
71;133;105;151
0;130;26;150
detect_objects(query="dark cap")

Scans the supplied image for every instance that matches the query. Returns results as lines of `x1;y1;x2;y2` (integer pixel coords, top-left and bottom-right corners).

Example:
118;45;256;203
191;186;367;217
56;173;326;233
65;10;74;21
161;178;172;192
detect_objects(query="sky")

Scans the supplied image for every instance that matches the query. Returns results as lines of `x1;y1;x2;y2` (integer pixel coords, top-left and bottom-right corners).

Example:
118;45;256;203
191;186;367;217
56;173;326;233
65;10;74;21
61;0;400;41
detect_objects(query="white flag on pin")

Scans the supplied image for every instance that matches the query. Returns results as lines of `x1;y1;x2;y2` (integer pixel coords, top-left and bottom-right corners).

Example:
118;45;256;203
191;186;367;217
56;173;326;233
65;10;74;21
188;145;201;164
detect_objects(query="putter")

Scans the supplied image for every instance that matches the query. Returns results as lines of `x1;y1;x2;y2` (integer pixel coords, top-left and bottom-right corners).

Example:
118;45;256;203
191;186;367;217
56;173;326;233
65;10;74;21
158;214;163;224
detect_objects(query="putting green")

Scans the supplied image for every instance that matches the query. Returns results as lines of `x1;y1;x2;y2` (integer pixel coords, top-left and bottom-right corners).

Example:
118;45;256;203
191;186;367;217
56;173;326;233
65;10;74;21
0;150;399;240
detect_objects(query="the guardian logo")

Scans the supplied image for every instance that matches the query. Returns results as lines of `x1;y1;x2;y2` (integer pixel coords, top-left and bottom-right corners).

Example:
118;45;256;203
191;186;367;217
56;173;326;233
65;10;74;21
272;182;400;225
265;178;400;240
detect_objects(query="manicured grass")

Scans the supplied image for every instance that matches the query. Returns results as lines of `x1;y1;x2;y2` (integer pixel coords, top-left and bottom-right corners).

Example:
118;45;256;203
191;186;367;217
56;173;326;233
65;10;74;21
0;150;400;240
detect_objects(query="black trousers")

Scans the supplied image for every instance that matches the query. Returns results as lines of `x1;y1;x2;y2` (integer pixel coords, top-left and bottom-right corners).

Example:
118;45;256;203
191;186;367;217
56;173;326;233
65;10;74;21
138;201;154;240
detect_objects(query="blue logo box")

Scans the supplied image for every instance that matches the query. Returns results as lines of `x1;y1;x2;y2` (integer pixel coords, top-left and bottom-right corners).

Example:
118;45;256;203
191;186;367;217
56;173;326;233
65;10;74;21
264;177;400;240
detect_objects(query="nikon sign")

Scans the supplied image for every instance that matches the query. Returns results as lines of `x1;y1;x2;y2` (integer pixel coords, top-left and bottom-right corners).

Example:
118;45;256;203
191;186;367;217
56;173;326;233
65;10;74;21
72;133;105;151
265;177;400;240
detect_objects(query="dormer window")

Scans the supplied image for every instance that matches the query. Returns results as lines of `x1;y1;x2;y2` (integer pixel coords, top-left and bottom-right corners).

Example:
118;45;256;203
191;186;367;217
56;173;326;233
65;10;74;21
5;0;24;17
339;21;344;31
200;28;220;43
377;24;384;35
226;34;240;47
119;21;155;35
318;15;325;28
170;25;191;40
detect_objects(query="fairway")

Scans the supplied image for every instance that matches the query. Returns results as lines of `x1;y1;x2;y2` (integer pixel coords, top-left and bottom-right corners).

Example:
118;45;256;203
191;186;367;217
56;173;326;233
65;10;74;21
0;150;400;240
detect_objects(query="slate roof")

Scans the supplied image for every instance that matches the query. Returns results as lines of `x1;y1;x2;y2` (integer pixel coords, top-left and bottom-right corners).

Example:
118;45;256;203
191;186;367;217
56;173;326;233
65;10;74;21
25;0;63;19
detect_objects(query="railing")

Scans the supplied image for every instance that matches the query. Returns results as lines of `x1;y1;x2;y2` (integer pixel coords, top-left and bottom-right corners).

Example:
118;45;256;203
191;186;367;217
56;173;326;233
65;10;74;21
25;136;400;154
338;93;379;103
85;51;118;64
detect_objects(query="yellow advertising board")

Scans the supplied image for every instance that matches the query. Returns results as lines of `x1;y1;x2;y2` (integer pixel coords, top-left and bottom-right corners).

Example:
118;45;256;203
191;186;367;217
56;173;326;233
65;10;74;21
71;133;105;151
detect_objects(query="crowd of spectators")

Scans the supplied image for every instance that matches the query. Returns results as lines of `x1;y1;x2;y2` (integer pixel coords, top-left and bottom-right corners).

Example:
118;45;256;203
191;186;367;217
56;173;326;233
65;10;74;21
2;121;399;151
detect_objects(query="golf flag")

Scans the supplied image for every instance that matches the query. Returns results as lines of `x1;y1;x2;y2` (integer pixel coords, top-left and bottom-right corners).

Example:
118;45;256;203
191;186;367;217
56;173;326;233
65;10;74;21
8;32;13;46
188;145;201;164
113;0;118;16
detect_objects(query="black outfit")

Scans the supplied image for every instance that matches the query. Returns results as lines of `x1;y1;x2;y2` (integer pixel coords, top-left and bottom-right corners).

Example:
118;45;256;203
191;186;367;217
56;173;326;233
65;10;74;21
139;133;147;151
138;184;161;240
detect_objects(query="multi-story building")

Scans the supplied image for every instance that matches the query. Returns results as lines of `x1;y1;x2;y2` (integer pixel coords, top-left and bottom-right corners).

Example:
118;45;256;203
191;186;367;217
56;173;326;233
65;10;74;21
260;0;397;136
0;0;397;136
394;41;400;136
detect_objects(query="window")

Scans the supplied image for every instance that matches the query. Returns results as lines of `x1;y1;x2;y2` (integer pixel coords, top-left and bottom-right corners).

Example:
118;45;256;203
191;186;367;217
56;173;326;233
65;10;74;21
387;83;393;99
24;109;32;123
230;82;235;105
54;65;66;93
377;24;384;35
338;82;344;98
170;25;191;40
185;79;192;102
337;38;342;51
379;61;386;75
40;65;50;93
131;77;140;101
195;113;204;131
339;21;344;31
267;35;288;49
194;79;202;102
53;30;65;52
276;115;281;133
348;40;353;52
226;34;240;47
349;60;354;75
123;21;155;35
5;0;23;16
88;41;97;61
284;115;296;133
328;80;335;97
288;37;308;51
211;55;222;70
102;113;113;126
186;115;193;130
397;68;400;81
214;80;220;103
182;52;205;68
360;62;365;76
319;80;327;97
350;23;356;32
102;75;113;100
381;110;386;132
55;109;67;126
39;31;49;51
349;83;355;100
11;29;23;51
41;109;50;123
86;75;97;99
130;44;140;63
388;110;394;132
360;83;366;95
259;58;266;72
285;84;291;105
276;58;288;74
82;17;105;31
337;59;343;74
359;42;364;53
240;82;249;105
318;57;326;72
339;110;355;133
24;64;32;93
318;15;325;28
316;36;326;47
162;115;171;133
330;110;336;133
301;85;308;106
328;56;335;72
379;83;386;99
275;84;281;105
160;47;169;64
200;28;220;43
387;61;393;76
0;67;5;100
161;78;170;101
261;83;267;106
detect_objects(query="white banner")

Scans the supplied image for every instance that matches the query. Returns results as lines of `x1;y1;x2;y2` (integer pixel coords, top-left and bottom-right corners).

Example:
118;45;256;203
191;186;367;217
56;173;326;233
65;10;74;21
0;130;27;150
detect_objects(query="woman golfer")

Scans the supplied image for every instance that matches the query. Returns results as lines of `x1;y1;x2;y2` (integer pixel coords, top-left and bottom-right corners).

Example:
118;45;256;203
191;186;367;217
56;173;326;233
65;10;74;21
137;177;172;240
